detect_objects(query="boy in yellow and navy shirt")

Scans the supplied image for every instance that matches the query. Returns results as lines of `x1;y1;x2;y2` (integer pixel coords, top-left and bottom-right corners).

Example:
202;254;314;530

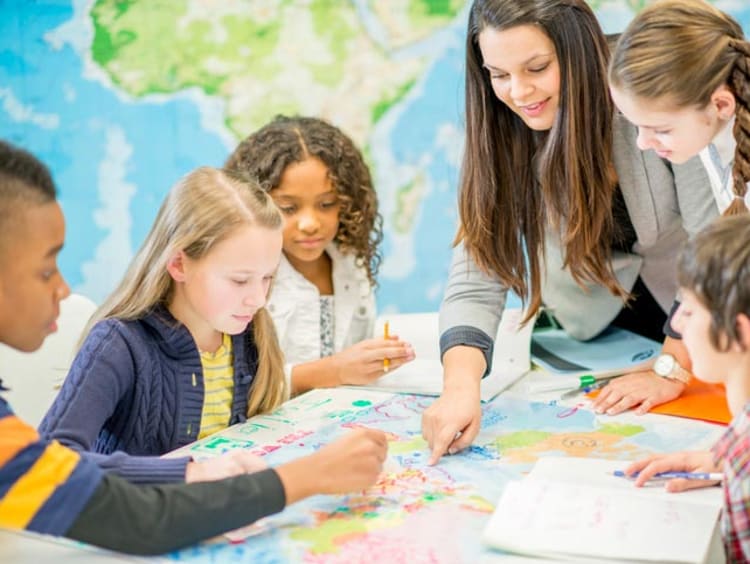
0;391;102;534
0;139;104;536
0;140;387;554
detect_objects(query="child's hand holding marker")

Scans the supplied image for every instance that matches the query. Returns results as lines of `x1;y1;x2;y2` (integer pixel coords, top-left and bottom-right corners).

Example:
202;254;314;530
329;322;415;386
620;451;722;492
614;470;723;481
383;321;391;373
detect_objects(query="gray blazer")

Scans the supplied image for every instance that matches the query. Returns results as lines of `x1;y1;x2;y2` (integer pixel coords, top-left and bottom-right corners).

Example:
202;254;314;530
439;114;718;367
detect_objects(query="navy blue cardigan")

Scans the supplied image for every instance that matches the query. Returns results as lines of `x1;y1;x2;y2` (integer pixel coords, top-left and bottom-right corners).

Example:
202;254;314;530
39;306;258;484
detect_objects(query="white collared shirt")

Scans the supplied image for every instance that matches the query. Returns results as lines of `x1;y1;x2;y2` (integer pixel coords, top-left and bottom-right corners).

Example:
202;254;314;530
698;117;736;214
266;244;376;378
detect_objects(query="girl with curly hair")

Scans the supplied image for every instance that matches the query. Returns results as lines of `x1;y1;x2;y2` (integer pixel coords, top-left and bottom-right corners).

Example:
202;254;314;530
226;116;414;394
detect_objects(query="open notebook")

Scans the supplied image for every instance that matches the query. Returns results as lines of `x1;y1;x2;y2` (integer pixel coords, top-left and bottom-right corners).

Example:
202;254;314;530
353;308;533;402
482;456;722;563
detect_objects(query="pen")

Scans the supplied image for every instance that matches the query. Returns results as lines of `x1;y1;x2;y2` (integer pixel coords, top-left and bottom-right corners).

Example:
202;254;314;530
383;321;390;373
530;374;617;394
559;377;613;400
613;470;724;481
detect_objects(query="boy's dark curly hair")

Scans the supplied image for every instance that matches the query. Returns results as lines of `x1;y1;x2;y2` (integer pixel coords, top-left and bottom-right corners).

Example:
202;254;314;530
226;115;383;286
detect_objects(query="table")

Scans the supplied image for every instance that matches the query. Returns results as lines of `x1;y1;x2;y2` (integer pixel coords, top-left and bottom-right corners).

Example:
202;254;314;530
0;527;163;562
163;385;725;563
2;382;725;562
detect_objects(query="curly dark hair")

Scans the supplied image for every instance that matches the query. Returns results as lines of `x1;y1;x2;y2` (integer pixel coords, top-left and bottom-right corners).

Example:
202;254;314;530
226;115;383;286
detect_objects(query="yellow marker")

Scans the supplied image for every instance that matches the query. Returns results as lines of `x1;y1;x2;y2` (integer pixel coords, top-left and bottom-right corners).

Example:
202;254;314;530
383;321;390;373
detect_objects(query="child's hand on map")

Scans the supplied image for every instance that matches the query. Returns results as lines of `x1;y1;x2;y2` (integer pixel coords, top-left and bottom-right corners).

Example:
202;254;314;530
275;428;388;502
185;451;268;483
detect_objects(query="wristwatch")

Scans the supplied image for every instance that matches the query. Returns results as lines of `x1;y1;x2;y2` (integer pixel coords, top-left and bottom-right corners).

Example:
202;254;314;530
652;353;692;384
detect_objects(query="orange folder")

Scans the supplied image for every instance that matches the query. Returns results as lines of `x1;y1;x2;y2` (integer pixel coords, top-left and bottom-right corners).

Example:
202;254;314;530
649;380;731;424
589;379;731;425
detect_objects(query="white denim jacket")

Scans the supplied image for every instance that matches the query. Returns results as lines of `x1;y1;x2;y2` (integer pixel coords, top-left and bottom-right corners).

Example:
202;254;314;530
267;244;376;377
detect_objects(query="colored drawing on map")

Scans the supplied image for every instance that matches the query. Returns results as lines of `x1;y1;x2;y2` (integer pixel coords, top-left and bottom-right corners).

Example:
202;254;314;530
168;390;722;563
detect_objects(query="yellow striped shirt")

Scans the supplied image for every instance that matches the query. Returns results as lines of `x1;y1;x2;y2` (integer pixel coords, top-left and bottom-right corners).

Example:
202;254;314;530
198;333;235;440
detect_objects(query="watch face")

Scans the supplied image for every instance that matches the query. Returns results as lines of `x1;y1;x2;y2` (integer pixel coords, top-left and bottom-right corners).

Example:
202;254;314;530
654;354;675;376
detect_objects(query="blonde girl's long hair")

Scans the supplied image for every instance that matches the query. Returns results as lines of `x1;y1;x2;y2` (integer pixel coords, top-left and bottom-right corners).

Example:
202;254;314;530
82;166;288;416
609;0;750;215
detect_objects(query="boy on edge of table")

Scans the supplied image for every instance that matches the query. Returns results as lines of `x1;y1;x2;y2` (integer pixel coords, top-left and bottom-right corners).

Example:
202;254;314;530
626;214;750;563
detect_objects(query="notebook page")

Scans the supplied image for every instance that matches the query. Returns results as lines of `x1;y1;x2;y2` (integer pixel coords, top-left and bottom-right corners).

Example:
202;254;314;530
482;479;719;563
527;456;722;508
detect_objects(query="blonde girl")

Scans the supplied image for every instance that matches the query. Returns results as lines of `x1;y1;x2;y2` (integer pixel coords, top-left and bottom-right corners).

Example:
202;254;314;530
40;167;288;484
227;116;414;394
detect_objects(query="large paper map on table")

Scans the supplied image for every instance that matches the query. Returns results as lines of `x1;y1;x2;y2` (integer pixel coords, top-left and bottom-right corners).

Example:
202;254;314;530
166;389;723;563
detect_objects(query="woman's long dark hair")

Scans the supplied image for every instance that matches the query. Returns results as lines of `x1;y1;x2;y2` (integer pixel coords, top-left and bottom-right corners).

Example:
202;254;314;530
460;0;623;321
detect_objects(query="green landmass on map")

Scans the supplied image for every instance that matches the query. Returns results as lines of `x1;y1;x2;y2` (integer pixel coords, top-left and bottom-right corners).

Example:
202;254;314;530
89;0;465;139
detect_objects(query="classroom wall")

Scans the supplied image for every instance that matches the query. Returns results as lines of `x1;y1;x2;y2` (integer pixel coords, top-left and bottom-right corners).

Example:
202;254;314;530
1;1;749;313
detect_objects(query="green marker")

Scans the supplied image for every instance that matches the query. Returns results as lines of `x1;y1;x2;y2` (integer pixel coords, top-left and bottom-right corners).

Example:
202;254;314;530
578;374;596;388
529;374;619;394
559;376;619;399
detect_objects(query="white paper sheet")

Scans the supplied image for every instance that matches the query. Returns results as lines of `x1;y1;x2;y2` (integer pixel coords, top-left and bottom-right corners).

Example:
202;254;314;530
355;308;533;402
483;457;722;563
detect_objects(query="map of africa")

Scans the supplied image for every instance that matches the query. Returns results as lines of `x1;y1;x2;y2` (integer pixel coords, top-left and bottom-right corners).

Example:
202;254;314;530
163;388;723;562
1;1;749;312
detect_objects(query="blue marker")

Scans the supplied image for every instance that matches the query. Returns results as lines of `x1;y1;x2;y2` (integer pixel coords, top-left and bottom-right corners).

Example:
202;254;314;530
614;470;723;481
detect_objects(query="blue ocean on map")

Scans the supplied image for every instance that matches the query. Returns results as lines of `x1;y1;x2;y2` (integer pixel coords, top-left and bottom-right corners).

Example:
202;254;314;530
1;1;749;310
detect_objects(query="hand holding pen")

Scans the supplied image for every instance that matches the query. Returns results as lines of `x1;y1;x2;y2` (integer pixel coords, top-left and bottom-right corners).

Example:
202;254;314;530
325;323;415;386
621;451;721;492
614;470;723;481
383;321;391;373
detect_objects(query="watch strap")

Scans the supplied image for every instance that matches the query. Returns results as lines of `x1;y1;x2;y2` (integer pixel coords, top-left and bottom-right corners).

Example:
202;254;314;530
664;361;692;384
